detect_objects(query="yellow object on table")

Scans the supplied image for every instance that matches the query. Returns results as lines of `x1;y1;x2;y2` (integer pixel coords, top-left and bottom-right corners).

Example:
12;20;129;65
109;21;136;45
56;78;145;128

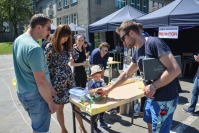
107;61;121;83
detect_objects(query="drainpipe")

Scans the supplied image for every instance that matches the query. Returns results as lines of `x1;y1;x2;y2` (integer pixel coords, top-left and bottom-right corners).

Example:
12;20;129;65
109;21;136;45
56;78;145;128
87;0;91;43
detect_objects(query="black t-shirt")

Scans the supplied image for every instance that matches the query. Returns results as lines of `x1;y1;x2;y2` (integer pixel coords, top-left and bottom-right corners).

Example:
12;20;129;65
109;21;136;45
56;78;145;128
132;37;181;101
72;48;86;73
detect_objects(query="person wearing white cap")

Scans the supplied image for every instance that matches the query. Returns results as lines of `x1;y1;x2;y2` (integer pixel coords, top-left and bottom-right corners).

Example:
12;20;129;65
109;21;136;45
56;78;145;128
87;65;111;133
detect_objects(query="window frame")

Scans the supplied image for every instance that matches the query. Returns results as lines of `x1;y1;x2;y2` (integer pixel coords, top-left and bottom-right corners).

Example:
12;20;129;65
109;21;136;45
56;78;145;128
95;0;101;4
63;15;69;24
115;0;126;9
63;0;69;7
70;0;77;4
58;0;62;9
58;17;62;25
71;13;77;25
136;0;140;10
130;0;135;7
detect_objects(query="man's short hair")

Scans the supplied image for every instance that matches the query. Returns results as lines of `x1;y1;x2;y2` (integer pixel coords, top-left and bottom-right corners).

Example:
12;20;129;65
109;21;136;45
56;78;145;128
116;20;140;35
136;23;144;33
30;14;51;28
99;42;110;49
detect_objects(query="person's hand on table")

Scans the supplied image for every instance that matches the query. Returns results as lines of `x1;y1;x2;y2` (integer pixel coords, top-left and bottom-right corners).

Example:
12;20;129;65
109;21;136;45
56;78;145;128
96;86;111;97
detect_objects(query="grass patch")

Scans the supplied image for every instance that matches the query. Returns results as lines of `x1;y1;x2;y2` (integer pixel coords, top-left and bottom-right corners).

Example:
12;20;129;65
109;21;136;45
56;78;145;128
0;42;13;55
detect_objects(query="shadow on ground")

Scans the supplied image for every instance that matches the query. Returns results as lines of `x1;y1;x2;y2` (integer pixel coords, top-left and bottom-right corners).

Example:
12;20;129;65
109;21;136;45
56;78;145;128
103;112;148;133
179;77;194;83
178;95;189;105
172;120;199;133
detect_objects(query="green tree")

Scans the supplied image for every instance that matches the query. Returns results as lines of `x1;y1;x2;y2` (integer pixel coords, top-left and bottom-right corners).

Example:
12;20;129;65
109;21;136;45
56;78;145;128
0;0;33;38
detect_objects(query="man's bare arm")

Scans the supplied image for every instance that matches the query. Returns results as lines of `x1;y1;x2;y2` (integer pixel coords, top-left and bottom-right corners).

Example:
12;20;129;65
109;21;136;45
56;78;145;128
152;53;181;89
33;71;56;113
97;62;138;96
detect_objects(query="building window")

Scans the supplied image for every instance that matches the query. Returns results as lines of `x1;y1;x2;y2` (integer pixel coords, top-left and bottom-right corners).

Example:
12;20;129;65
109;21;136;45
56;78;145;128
71;13;77;25
136;0;140;10
115;0;126;9
31;0;36;14
63;0;69;7
142;0;147;13
63;16;69;24
49;2;53;9
58;0;62;9
48;9;53;16
70;0;77;4
96;0;101;4
39;7;43;13
58;17;62;25
130;0;135;7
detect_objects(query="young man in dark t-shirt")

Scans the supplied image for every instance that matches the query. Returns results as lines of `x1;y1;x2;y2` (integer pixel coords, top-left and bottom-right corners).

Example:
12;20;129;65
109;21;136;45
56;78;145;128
89;42;110;78
97;21;181;133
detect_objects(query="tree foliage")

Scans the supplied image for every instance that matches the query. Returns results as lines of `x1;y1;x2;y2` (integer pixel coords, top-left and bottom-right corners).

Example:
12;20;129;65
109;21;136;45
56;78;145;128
0;0;33;38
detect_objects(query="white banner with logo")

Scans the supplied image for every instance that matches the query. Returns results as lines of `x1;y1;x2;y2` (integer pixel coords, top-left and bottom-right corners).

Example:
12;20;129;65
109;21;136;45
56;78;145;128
158;26;179;39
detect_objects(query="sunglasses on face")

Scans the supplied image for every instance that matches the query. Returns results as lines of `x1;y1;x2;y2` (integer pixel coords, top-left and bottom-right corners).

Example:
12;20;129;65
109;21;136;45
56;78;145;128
101;49;108;53
121;31;130;42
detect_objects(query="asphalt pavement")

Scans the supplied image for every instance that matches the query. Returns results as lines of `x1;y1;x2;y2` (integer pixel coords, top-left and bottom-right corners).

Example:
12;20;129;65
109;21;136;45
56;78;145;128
0;55;199;133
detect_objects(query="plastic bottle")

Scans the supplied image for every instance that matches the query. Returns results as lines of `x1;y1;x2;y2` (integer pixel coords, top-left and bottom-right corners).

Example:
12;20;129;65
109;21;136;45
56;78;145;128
12;78;16;89
134;103;140;113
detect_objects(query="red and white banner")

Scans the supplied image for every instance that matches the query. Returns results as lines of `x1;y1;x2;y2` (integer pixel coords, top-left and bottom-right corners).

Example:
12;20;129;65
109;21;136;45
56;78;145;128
158;26;179;39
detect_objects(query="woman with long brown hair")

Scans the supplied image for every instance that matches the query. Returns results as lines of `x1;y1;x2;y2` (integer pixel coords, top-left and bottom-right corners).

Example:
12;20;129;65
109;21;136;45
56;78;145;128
44;24;87;133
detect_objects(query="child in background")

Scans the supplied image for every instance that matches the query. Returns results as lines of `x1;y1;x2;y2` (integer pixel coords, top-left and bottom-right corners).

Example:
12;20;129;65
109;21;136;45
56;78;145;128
87;65;111;133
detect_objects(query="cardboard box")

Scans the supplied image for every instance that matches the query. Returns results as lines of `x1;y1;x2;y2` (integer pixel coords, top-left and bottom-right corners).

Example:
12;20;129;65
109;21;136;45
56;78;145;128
142;55;182;80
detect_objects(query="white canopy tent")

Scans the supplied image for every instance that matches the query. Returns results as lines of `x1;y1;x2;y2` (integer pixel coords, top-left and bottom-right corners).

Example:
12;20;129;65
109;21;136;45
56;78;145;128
51;24;57;30
69;23;86;32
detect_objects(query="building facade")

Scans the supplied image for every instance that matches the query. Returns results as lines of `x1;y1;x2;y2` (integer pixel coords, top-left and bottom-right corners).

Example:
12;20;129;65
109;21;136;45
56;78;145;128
35;0;172;30
0;0;173;42
34;0;172;44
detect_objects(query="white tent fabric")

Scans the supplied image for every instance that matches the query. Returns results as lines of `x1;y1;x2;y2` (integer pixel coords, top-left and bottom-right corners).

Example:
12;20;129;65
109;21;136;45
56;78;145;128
51;24;57;30
69;23;86;32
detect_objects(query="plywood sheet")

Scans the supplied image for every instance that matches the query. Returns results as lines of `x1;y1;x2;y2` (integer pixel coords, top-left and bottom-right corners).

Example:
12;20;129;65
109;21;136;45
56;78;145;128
70;81;145;115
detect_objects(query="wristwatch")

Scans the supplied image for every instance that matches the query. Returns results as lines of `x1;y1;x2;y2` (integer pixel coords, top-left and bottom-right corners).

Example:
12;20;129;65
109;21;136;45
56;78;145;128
150;84;157;91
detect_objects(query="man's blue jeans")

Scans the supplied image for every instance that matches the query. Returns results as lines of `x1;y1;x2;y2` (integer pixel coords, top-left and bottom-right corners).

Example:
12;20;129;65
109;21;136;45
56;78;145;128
188;77;199;112
17;91;51;132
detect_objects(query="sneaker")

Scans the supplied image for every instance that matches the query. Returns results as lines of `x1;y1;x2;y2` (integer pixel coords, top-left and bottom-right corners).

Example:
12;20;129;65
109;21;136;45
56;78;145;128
100;122;111;129
182;108;196;115
94;128;103;133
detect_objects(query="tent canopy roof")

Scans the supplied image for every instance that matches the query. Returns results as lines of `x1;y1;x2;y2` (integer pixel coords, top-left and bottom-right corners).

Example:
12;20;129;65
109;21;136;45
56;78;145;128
89;5;145;32
135;0;199;28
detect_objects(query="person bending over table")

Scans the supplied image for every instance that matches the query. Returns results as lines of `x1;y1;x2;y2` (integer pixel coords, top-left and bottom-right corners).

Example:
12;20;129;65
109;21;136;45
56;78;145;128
89;42;110;78
97;21;182;133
